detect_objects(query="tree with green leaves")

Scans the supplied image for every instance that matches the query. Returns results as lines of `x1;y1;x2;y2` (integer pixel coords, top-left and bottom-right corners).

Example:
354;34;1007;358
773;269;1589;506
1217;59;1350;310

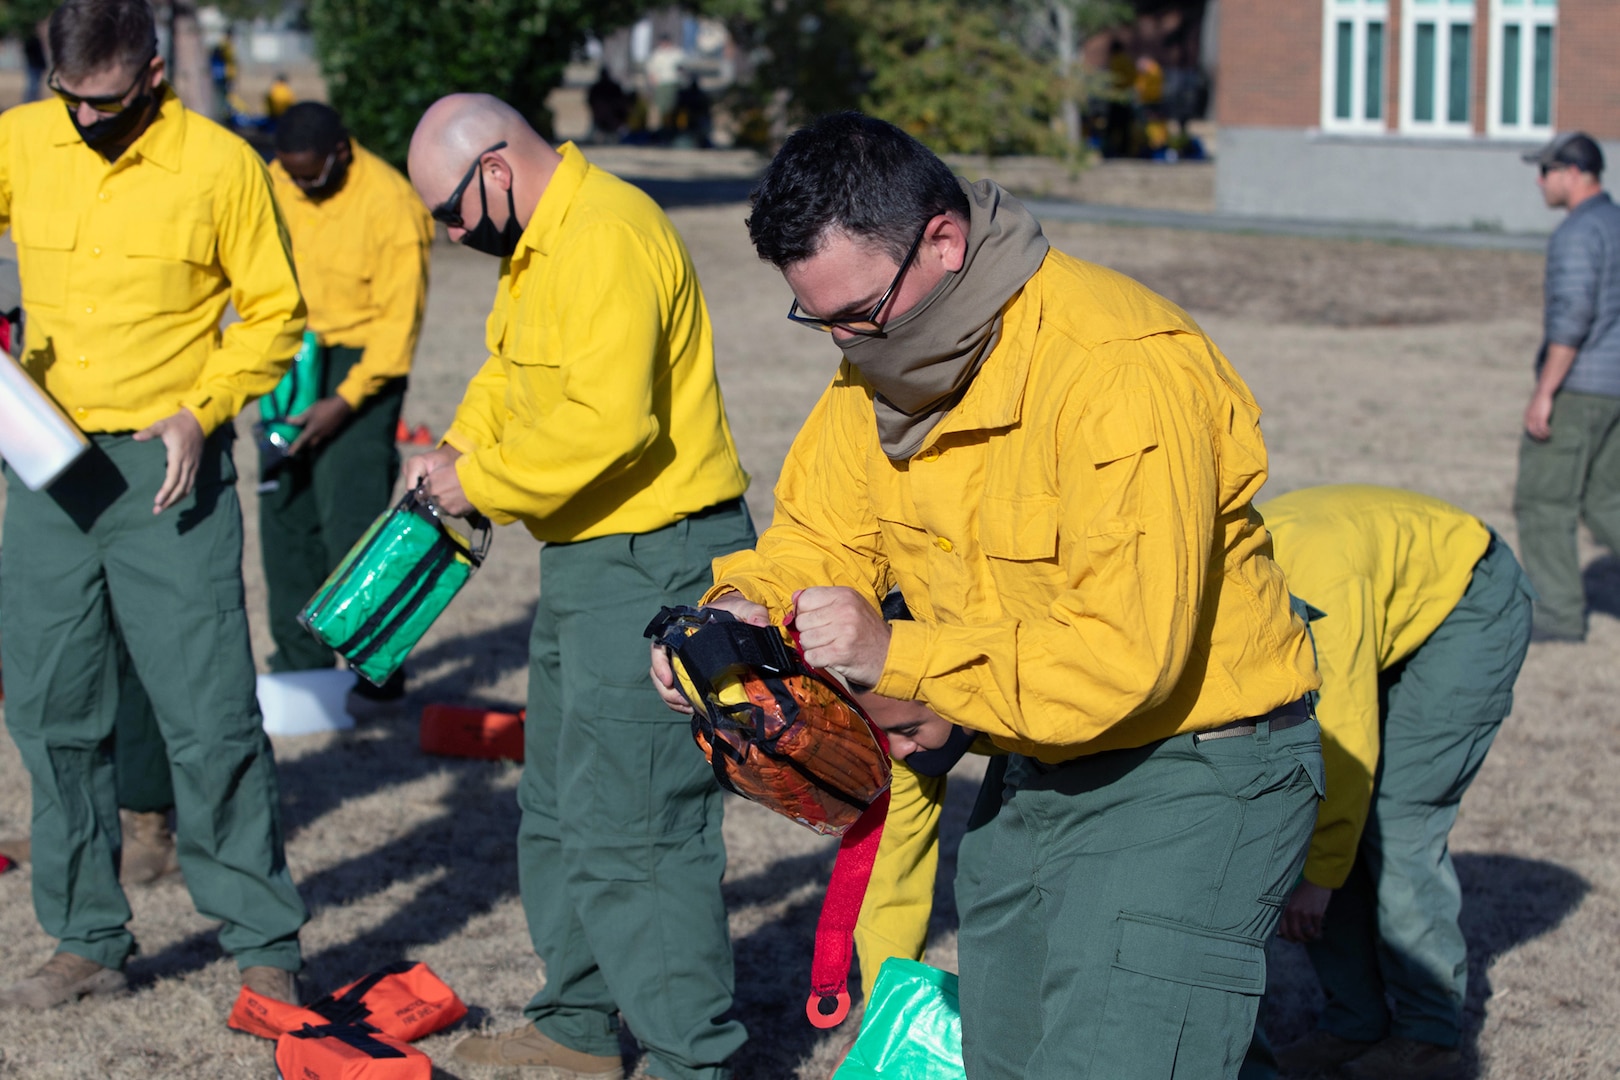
306;0;653;168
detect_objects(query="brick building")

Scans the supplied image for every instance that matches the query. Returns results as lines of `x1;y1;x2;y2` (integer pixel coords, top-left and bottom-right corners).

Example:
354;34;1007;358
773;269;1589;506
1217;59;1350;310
1214;0;1619;232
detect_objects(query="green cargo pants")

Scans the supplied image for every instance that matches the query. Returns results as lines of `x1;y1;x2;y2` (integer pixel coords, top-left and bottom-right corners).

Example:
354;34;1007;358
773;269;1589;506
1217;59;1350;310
958;712;1323;1079
111;639;173;814
1302;537;1532;1049
259;345;405;672
1513;389;1620;638
518;500;754;1080
0;431;308;972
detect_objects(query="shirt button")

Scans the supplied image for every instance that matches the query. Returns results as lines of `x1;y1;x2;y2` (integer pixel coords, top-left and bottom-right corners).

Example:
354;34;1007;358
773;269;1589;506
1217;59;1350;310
98;192;108;201
934;536;954;553
91;246;102;257
919;447;940;462
77;356;87;368
75;407;86;416
84;305;94;314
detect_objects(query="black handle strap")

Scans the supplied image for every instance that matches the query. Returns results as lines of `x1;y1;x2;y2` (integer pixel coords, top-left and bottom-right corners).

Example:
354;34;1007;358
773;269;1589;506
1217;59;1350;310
306;961;417;1026
288;1022;408;1059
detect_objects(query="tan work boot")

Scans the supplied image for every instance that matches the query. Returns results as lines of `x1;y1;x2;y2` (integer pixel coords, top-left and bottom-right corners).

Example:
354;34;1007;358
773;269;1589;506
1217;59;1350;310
1339;1036;1462;1080
1274;1030;1376;1073
120;810;180;886
0;835;30;865
452;1025;624;1078
0;952;127;1009
240;965;301;1005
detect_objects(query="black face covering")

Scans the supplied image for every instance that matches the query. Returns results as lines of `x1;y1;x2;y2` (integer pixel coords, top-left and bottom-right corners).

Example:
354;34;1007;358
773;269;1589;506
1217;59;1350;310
70;87;154;159
460;168;524;258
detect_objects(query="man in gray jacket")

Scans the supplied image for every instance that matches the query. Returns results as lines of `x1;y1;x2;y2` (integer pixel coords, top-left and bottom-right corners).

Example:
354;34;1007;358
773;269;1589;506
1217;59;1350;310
1515;132;1620;642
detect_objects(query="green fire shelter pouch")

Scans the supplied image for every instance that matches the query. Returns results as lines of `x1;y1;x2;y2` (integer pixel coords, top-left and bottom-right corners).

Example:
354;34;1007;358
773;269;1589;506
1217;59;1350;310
256;329;324;481
298;484;491;686
833;958;965;1080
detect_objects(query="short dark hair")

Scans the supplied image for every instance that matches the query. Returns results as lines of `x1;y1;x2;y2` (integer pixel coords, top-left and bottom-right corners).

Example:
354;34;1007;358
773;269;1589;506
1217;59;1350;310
275;102;348;157
48;0;156;82
746;112;970;268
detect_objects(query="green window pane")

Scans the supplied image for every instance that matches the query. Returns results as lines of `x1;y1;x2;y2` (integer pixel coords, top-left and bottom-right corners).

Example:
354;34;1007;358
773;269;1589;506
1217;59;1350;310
1533;0;1556;7
1501;24;1521;126
1336;20;1354;120
1366;22;1385;120
1534;25;1554;126
1415;23;1436;122
1502;0;1524;6
1448;23;1471;124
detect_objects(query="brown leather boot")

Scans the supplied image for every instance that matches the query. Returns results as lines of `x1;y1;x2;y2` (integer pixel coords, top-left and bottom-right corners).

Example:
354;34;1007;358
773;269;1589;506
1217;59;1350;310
1340;1036;1463;1080
240;965;301;1005
452;1025;624;1078
0;835;30;865
0;952;127;1009
119;810;180;886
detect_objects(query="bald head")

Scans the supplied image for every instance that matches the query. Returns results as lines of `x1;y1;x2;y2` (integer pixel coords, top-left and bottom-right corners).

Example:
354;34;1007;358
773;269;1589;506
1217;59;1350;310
409;94;563;245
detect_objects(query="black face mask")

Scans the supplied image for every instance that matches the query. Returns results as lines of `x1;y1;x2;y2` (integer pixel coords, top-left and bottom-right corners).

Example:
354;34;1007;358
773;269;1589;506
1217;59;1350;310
459;168;524;258
70;87;154;159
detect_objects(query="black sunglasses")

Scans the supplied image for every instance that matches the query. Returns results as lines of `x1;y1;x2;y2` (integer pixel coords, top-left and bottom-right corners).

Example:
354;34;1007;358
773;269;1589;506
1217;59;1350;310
431;141;508;228
786;221;931;336
49;51;156;114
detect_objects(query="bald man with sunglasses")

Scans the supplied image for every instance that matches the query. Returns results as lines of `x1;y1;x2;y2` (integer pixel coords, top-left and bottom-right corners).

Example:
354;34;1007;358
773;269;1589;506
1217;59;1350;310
402;94;751;1080
0;0;308;1013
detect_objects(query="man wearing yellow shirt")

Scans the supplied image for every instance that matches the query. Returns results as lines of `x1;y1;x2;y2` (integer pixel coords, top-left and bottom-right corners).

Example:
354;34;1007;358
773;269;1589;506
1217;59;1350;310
1250;486;1534;1080
264;102;431;698
403;94;751;1080
652;112;1323;1078
0;0;307;1011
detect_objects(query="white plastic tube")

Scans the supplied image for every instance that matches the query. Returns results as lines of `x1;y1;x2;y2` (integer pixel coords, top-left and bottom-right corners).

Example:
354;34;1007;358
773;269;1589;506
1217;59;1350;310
257;669;358;736
0;350;89;491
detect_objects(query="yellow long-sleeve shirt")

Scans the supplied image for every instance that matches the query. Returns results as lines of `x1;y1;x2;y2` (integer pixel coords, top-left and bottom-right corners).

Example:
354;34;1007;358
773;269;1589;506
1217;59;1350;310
441;142;748;542
1259;484;1490;889
709;249;1318;761
269;142;432;408
1;86;305;436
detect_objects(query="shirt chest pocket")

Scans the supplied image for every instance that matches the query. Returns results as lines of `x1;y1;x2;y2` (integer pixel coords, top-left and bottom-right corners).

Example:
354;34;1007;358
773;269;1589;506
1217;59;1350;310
499;315;564;423
121;218;217;314
13;214;78;309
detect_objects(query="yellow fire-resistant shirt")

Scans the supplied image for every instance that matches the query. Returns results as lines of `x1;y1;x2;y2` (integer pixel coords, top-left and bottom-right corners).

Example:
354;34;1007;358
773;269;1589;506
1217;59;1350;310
269;142;432;409
1259;484;1490;889
441;142;748;542
710;249;1319;762
0;86;305;436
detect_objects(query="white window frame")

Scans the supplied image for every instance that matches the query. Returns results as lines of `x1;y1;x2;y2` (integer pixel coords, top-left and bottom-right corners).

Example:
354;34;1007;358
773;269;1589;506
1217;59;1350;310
1487;0;1557;138
1321;0;1390;134
1400;0;1477;137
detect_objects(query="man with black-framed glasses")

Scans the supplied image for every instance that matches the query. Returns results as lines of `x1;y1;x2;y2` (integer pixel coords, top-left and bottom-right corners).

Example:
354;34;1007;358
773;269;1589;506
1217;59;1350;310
401;93;750;1080
653;111;1323;1079
0;0;308;1015
262;102;432;712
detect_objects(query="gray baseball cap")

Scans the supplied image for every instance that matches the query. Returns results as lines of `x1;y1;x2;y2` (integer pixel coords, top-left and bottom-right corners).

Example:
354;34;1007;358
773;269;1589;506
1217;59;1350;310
1523;131;1604;175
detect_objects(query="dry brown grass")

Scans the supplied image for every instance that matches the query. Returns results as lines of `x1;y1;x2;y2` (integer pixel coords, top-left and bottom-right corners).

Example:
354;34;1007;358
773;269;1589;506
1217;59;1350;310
2;176;1617;1078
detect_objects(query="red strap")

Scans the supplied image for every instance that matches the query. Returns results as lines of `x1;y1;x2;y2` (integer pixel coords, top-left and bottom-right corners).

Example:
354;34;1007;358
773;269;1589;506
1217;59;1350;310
806;785;888;1028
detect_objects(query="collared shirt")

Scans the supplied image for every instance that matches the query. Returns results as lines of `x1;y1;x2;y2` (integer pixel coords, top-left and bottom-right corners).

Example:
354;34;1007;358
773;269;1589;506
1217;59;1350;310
1544;190;1620;398
709;249;1319;762
270;141;432;408
442;142;748;542
1259;484;1490;889
0;86;305;436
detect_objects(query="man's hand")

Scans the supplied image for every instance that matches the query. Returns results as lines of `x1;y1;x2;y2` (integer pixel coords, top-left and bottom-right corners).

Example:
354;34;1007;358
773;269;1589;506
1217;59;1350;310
287;395;353;455
791;585;891;690
1278;880;1333;943
1524;391;1556;441
401;444;461;492
650;589;770;713
132;408;205;514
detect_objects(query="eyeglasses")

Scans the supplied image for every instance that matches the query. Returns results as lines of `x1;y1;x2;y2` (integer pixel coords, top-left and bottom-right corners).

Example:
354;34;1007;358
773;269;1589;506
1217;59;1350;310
431;141;507;228
291;149;338;191
49;51;156;115
786;221;930;336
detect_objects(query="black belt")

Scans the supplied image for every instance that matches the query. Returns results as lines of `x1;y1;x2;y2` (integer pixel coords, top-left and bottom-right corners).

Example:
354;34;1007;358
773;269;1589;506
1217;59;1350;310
1193;697;1314;742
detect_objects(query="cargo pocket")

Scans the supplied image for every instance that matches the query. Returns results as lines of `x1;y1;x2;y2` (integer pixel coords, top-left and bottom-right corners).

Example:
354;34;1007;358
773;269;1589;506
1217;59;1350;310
1087;913;1265;1077
14;213;77;309
123;219;216;313
575;683;714;854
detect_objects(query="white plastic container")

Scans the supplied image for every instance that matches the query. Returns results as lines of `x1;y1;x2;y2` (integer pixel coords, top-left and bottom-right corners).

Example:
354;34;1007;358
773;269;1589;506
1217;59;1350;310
257;669;357;736
0;349;89;491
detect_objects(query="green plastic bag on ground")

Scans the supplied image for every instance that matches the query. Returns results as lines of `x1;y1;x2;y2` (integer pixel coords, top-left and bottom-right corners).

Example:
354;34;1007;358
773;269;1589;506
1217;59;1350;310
299;486;491;686
833;958;965;1080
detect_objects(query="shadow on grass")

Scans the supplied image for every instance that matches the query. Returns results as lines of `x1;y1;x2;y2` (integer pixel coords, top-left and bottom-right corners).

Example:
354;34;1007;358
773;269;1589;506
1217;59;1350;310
1259;852;1588;1079
621;175;758;210
1582;553;1620;620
